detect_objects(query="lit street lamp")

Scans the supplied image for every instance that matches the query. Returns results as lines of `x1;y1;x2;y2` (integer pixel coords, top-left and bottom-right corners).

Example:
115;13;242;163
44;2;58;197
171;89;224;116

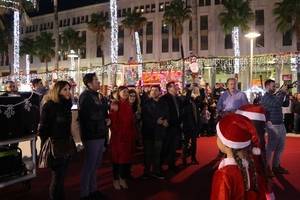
245;31;261;89
68;49;81;93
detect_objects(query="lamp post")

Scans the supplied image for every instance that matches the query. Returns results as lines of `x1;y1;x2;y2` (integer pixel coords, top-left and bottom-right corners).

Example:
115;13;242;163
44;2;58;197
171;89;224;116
245;32;261;89
68;49;81;93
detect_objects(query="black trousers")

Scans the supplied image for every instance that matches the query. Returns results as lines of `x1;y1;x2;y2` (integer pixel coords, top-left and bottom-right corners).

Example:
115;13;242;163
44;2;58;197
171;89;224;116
161;127;179;168
49;157;69;200
112;163;130;180
144;138;163;174
183;134;197;160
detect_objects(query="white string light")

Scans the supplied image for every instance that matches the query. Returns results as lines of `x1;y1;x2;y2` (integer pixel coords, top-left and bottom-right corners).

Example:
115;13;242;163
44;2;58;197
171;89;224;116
13;10;20;77
134;31;143;79
26;54;30;83
110;0;118;85
232;27;240;74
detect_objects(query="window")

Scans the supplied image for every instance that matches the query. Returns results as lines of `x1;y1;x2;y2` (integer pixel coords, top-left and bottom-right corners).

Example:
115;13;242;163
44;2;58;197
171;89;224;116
146;39;153;54
97;46;103;57
256;31;264;47
122;9;127;17
80;48;86;59
255;10;264;26
81;16;85;23
161;24;169;34
85;15;89;23
134;6;139;12
59;20;62;27
200;16;208;30
118;42;124;56
72;18;76;25
225;34;232;49
151;4;156;12
118;27;124;38
127;8;131;14
159;3;164;12
189;20;192;32
117;9;121;18
172;37;180;52
199;0;210;6
162;39;169;52
146;22;153;35
215;0;222;5
200;35;208;50
189;36;193;51
146;5;150;13
283;30;292;46
140;6;145;13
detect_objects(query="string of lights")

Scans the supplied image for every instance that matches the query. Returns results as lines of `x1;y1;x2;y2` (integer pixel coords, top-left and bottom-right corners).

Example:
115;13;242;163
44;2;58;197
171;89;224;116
134;31;143;79
110;0;118;85
232;27;240;74
25;54;30;83
13;10;20;77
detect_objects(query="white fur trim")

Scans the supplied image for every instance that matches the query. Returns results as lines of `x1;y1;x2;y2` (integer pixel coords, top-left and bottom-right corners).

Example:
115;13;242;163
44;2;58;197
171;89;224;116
216;123;251;149
236;110;266;122
252;147;261;155
218;158;250;190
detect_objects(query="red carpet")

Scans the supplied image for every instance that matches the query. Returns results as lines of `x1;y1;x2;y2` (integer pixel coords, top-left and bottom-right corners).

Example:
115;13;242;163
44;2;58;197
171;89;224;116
1;136;300;200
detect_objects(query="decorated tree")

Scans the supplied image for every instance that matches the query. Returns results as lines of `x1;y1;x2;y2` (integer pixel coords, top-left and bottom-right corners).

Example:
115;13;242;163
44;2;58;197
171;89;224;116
219;0;254;75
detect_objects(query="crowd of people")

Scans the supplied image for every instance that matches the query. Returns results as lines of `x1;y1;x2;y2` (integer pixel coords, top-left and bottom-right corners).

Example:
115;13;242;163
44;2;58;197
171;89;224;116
0;73;296;200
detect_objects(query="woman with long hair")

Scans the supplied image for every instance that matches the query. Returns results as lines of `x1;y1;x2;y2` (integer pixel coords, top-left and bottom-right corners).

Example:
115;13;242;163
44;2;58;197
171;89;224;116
39;81;75;200
109;86;136;190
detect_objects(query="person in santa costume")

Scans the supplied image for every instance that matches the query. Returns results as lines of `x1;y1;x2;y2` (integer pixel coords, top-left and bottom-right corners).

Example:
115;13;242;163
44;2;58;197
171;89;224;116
211;113;267;200
236;104;275;200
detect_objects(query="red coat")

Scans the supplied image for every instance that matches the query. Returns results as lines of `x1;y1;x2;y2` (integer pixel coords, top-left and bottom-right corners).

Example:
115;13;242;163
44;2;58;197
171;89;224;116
109;100;136;164
211;158;267;200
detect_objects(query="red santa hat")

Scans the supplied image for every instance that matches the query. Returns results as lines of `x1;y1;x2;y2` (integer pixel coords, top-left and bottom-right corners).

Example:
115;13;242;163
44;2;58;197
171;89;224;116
216;113;257;149
236;104;266;122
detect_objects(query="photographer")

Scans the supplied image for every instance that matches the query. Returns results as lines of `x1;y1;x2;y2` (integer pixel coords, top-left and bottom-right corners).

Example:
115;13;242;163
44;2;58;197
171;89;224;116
261;79;289;176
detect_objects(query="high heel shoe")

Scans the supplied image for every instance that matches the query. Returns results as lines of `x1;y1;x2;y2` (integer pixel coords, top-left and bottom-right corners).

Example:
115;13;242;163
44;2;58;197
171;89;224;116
113;180;121;190
119;178;128;189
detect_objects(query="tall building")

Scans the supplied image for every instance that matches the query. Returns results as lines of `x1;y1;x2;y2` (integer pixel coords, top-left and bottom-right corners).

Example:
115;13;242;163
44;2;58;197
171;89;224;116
0;0;297;86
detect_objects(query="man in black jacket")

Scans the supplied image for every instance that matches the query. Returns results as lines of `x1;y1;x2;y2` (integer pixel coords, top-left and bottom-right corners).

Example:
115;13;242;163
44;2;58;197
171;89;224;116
141;85;169;179
78;73;110;200
160;82;182;171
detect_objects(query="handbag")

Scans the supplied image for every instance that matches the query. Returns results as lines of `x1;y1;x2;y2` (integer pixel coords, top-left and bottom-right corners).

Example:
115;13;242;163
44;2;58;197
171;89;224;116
51;137;76;159
38;138;52;168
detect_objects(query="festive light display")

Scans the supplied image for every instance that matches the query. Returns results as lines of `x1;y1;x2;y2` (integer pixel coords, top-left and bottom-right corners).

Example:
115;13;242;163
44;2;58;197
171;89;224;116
232;27;240;74
110;0;118;85
13;10;20;77
134;31;143;79
25;54;30;83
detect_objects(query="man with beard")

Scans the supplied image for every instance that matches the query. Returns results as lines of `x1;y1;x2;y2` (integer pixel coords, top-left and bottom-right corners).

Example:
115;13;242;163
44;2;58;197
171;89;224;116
261;79;289;176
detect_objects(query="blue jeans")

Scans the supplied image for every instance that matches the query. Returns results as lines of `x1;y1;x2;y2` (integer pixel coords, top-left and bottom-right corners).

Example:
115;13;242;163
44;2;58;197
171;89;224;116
80;139;105;197
266;124;286;168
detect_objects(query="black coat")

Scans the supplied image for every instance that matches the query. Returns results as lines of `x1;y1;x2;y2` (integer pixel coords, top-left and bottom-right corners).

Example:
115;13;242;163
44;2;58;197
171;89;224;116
182;95;202;137
141;98;169;140
78;89;108;141
39;98;72;139
160;93;182;129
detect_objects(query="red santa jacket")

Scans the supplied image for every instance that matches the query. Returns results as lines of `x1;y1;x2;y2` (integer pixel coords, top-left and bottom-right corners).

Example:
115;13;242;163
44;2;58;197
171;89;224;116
109;99;137;164
211;158;267;200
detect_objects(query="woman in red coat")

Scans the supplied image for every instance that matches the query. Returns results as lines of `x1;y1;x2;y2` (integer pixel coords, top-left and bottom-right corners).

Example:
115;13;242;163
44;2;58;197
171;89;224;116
109;86;136;190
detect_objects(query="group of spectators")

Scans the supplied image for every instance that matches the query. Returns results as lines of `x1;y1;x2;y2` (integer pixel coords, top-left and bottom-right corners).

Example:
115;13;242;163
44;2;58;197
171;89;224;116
0;73;298;200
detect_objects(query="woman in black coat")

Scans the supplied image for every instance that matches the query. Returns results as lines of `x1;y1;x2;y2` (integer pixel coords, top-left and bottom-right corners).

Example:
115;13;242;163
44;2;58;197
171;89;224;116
39;81;75;200
182;86;203;165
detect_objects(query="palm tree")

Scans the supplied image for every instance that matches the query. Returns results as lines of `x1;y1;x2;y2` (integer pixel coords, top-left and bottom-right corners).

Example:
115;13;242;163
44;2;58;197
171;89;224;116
53;0;59;72
190;0;198;56
219;0;253;75
273;0;300;91
122;10;147;62
61;27;85;52
88;13;110;66
20;37;35;77
35;32;55;74
163;0;191;88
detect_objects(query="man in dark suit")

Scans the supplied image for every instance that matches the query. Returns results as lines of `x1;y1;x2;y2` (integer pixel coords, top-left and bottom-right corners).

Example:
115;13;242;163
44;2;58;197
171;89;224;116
160;82;182;171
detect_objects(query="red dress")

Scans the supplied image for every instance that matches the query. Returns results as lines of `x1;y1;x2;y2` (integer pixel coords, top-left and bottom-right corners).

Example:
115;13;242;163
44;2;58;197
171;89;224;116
211;158;267;200
109;99;136;164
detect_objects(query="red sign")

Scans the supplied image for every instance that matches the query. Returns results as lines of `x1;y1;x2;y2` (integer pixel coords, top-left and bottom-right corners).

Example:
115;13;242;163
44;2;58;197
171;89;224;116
282;74;292;81
142;71;182;85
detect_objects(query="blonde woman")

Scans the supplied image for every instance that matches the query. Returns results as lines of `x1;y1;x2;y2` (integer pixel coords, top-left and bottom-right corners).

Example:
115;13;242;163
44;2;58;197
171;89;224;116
39;81;75;200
